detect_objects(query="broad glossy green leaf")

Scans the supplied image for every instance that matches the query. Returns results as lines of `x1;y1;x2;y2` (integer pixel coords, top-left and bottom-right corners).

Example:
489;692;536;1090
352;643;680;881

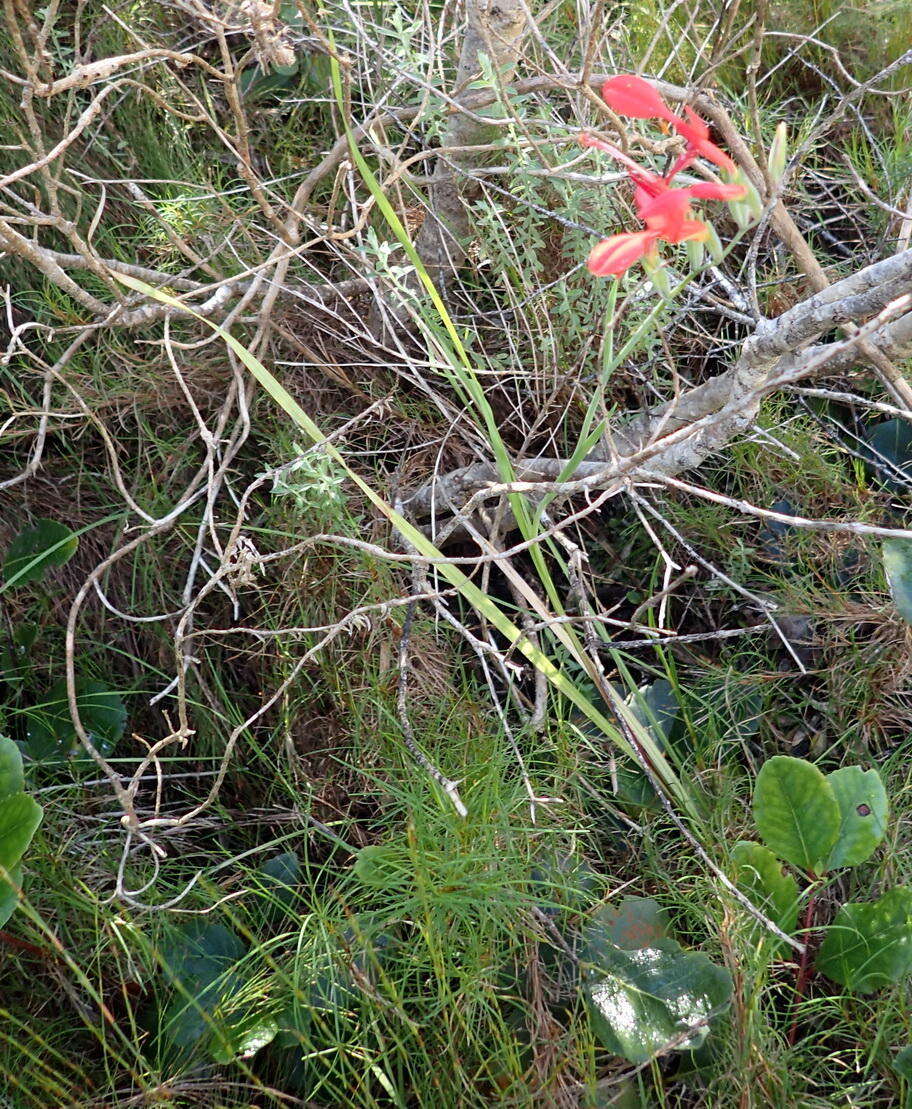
255;851;300;916
629;680;682;745
25;677;127;761
2;519;78;588
731;841;800;947
585;897;670;953
883;539;912;625
0;792;42;869
583;937;732;1064
816;887;912;993
862;419;912;492
157;921;250;1057
240;62;299;99
0;735;24;799
160;921;247;988
0;861;22;927
753;756;840;873
0;744;40;926
892;1045;912;1081
159;975;244;1053
210;1015;278;1063
825;767;888;869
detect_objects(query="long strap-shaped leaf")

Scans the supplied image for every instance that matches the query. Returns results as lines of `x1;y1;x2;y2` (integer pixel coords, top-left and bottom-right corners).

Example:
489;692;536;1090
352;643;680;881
111;273;695;821
324;44;581;635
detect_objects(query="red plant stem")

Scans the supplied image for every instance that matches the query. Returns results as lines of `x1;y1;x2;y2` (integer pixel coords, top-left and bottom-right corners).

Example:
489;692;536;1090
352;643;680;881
787;888;818;1046
579;132;656;176
0;928;58;962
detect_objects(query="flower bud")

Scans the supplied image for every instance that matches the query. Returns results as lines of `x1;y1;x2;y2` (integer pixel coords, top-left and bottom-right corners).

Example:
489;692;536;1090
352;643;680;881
730;169;763;221
685;238;705;271
704;222;725;263
641;253;671;297
767;121;788;183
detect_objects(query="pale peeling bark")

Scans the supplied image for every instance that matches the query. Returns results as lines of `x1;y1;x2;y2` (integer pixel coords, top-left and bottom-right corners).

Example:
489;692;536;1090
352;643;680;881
413;0;528;286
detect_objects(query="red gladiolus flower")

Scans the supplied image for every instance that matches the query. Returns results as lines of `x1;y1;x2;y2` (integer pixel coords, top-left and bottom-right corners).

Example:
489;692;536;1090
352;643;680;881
587;231;660;276
580;78;747;277
583;172;741;275
633;178;742;242
601;75;675;122
636;188;708;243
601;77;737;176
667;106;736;175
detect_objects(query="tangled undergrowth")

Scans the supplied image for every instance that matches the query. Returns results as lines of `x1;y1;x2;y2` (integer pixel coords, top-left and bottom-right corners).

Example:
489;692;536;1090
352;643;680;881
1;1;912;1106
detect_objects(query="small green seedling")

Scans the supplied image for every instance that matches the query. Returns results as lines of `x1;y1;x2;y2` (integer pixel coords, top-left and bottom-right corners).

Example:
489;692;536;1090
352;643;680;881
733;755;910;994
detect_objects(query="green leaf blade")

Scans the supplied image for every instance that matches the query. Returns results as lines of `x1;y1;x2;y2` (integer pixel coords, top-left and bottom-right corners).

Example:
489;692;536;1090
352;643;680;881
883;538;912;624
26;677;127;762
825;767;888;869
0;861;23;928
590;897;670;952
731;841;800;948
0;792;42;870
816;887;912;993
583;937;732;1064
753;756;840;873
2;519;78;588
0;736;24;800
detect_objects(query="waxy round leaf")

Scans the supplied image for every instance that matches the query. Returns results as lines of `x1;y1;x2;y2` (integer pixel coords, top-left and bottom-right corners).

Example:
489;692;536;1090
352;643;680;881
753;757;840;873
210;1015;278;1063
862;419;912;492
883;539;912;625
586;897;670;953
0;735;24;800
731;841;800;946
0;739;40;926
255;851;301;916
158;921;252;1058
0;861;22;928
25;677;127;761
2;519;78;588
160;920;247;988
584;938;732;1064
893;1045;912;1082
629;679;682;746
816;887;912;993
0;792;42;870
825;767;888;869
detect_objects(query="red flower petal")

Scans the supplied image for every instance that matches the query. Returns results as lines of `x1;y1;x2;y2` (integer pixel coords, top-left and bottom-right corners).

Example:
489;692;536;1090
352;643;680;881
601;75;675;121
685;181;747;200
666;149;697;180
670;107;736;174
638;188;693;236
674;106;710;145
579;131;613;153
630;166;665;197
587;231;660;276
671;218;711;244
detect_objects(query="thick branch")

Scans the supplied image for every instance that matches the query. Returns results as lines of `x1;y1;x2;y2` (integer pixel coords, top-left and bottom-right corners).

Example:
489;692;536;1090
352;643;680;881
411;0;529;286
401;250;912;528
